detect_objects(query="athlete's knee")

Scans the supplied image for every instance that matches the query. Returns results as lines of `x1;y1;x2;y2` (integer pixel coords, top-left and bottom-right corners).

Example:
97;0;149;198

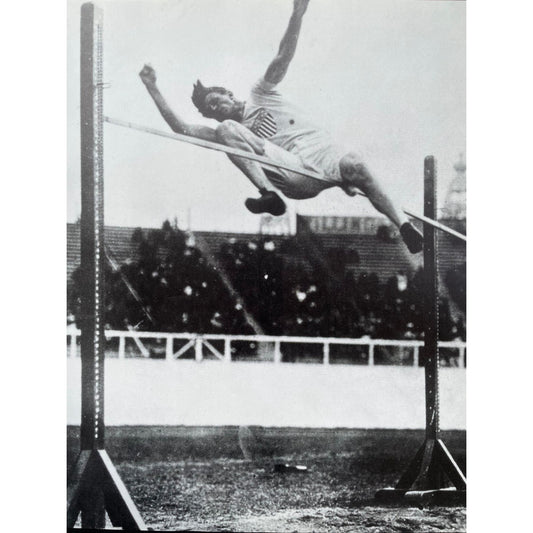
340;154;373;188
215;120;265;155
215;120;242;143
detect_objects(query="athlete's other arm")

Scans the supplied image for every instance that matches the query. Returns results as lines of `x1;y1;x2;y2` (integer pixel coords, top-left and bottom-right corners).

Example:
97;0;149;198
264;0;310;85
139;64;216;142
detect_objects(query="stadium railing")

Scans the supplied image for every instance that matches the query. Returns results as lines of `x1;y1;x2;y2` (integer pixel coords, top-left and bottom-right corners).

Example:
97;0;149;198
67;329;466;368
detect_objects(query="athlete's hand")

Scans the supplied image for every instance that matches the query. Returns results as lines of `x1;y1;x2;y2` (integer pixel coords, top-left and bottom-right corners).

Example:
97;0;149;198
293;0;310;17
139;64;157;86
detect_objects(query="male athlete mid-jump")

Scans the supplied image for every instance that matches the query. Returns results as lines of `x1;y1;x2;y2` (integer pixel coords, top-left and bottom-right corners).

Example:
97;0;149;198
139;0;423;253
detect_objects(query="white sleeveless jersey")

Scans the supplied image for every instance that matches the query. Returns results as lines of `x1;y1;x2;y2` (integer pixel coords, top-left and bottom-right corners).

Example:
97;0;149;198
241;77;344;184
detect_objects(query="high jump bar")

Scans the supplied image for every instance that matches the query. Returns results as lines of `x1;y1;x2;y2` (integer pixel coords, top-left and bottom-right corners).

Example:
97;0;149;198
104;116;467;243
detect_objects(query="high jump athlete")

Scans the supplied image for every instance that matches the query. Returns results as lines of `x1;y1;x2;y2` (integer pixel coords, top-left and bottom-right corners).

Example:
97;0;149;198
139;0;423;253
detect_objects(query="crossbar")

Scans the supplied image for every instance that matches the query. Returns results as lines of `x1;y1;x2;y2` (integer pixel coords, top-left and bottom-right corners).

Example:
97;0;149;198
105;116;466;243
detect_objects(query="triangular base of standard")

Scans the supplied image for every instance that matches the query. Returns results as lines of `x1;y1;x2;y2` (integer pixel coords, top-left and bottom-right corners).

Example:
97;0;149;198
375;438;466;506
67;449;147;529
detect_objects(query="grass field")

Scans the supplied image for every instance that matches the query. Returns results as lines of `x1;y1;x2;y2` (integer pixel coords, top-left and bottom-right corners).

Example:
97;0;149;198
67;426;466;532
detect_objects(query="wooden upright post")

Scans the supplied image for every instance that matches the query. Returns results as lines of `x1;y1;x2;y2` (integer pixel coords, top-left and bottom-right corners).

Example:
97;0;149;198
375;157;466;505
67;4;146;529
424;156;439;442
79;0;105;454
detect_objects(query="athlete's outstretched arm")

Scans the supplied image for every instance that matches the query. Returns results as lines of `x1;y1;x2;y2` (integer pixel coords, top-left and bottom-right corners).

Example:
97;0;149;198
139;64;216;142
264;0;310;85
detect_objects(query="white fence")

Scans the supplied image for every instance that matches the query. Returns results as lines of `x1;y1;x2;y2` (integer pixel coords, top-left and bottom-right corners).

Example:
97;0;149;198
66;329;466;367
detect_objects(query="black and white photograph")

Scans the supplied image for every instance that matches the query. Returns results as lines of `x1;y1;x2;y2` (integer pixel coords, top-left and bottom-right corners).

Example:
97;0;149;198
65;0;469;530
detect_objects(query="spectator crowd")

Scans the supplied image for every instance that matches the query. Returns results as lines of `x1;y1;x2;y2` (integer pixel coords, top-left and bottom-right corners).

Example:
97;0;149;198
69;221;466;342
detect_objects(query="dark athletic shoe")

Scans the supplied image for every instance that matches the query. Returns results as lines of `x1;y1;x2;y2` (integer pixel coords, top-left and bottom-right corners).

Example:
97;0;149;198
400;222;423;253
245;190;286;216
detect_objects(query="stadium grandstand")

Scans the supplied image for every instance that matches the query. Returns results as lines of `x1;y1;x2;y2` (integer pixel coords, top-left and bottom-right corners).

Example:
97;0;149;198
67;211;466;344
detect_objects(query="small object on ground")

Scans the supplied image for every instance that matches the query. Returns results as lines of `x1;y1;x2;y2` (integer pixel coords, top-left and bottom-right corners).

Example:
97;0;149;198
273;463;308;473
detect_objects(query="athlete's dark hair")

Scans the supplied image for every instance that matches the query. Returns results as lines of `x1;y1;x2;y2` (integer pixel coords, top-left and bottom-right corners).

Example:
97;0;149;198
191;80;230;119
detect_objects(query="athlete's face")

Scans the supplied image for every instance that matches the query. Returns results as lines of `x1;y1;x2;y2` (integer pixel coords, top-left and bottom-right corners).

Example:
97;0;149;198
205;91;242;122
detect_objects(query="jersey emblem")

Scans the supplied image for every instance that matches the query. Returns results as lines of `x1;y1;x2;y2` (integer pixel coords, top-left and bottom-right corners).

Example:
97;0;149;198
250;108;277;139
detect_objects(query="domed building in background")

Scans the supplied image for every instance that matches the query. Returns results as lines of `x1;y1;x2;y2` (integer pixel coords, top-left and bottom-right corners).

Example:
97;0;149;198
440;154;466;236
443;154;466;221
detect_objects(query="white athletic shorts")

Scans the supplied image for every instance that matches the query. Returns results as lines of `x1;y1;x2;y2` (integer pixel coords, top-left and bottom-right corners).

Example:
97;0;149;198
260;140;346;200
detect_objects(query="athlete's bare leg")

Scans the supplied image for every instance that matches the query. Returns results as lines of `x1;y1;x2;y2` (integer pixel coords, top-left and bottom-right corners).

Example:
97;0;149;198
215;120;273;190
339;153;423;253
339;153;407;228
215;120;287;216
